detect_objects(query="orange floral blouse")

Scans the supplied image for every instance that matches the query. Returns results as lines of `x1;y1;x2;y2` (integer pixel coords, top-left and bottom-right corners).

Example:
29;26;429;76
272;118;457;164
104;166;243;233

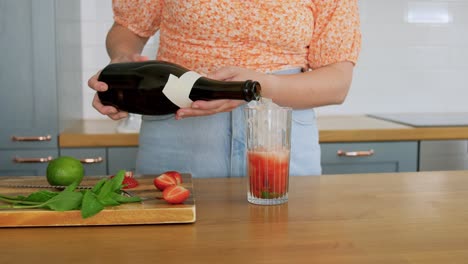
112;0;361;74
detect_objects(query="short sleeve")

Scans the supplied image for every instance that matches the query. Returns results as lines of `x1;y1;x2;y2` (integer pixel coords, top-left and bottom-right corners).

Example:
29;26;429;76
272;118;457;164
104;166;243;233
112;0;163;38
308;0;362;69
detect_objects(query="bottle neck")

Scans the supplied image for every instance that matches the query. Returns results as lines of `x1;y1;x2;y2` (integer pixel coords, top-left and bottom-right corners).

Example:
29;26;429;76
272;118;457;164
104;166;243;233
242;80;262;102
189;78;262;102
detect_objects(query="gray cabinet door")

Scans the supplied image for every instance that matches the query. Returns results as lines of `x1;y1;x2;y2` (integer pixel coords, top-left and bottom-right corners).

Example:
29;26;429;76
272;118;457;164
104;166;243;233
108;147;139;174
0;149;58;176
60;148;107;176
59;147;139;176
0;0;58;149
321;142;418;174
419;140;468;171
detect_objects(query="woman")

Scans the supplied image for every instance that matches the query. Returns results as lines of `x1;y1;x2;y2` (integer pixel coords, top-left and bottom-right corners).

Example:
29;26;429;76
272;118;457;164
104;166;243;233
88;1;361;177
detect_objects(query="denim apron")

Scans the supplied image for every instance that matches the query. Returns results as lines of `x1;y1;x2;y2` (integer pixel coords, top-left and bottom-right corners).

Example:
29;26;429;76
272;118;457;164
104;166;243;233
136;68;322;177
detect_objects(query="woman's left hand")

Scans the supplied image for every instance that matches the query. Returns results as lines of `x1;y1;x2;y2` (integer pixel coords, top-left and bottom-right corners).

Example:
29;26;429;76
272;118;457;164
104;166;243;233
175;99;244;120
175;66;271;119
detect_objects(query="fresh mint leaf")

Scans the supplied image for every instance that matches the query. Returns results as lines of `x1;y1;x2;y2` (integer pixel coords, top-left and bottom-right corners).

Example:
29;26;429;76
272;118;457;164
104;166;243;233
42;190;83;211
110;192;142;203
0;193;44;206
25;190;58;203
66;180;80;192
109;170;125;192
0;195;39;205
96;170;125;203
81;190;104;219
0;194;26;201
98;195;120;206
91;178;107;193
96;180;113;201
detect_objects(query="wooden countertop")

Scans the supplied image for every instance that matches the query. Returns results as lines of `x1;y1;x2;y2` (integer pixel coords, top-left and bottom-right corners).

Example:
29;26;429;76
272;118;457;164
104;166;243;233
317;115;468;142
60;119;140;147
2;171;468;263
59;115;468;147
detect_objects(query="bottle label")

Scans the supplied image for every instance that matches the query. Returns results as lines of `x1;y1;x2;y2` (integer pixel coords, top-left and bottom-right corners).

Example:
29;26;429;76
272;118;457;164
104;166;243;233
162;71;202;108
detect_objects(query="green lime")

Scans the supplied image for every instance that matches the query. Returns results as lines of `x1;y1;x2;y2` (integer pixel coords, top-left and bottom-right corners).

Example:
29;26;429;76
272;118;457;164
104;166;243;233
46;156;84;186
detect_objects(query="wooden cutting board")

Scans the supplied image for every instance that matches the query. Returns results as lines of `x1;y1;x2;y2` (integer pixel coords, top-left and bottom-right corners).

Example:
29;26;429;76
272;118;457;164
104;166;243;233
0;174;195;227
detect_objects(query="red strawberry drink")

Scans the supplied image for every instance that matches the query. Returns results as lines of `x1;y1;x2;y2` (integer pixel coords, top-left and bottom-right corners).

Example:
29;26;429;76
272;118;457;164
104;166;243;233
248;148;290;200
245;99;292;205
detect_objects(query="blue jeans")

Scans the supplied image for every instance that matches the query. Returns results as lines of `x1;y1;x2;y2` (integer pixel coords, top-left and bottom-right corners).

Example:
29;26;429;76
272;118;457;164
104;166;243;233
136;68;321;177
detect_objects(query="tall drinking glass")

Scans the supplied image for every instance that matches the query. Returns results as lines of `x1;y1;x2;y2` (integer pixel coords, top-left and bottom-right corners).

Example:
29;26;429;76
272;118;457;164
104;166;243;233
244;105;292;205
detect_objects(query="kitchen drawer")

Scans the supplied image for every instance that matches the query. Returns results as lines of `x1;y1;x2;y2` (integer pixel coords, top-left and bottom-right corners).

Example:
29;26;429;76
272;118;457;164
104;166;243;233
0;132;58;150
108;147;139;174
419;140;468;171
321;142;418;174
0;149;58;176
60;148;107;176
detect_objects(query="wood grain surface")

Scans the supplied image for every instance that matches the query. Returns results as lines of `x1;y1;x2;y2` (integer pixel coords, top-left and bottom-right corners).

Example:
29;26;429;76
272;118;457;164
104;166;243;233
0;175;195;227
59;116;468;147
318;115;468;142
59;120;139;147
1;171;468;263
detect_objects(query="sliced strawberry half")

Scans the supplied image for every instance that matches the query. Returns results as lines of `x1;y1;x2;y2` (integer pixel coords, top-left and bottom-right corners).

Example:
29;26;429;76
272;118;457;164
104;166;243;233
161;171;183;184
162;185;190;204
153;174;177;191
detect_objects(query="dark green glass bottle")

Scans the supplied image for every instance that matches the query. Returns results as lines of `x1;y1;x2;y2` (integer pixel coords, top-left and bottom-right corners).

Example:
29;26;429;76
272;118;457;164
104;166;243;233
97;60;261;115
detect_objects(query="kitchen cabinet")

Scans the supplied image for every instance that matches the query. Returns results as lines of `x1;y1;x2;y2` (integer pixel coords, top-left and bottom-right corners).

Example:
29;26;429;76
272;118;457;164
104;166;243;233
0;0;82;175
108;147;139;174
419;140;468;171
0;149;58;176
367;114;468;172
321;142;418;174
0;0;58;150
59;148;107;176
59;147;139;176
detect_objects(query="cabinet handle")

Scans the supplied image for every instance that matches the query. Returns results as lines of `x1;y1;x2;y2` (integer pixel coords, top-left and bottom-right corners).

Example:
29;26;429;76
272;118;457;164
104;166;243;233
13;156;53;163
11;135;52;142
337;149;374;157
80;157;104;164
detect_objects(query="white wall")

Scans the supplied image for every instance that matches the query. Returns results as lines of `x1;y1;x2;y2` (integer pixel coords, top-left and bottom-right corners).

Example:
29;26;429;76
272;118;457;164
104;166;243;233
80;0;468;119
80;0;159;119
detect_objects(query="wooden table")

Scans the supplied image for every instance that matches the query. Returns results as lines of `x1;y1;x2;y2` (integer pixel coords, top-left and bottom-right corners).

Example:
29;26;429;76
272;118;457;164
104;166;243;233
2;171;468;263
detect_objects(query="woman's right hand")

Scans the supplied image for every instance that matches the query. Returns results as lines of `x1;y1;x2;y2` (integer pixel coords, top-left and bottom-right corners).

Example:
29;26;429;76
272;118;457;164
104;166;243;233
88;54;149;120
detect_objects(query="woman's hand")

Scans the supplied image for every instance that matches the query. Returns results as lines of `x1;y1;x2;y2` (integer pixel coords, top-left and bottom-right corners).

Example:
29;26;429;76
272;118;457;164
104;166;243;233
88;54;148;120
175;66;274;120
175;99;245;120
